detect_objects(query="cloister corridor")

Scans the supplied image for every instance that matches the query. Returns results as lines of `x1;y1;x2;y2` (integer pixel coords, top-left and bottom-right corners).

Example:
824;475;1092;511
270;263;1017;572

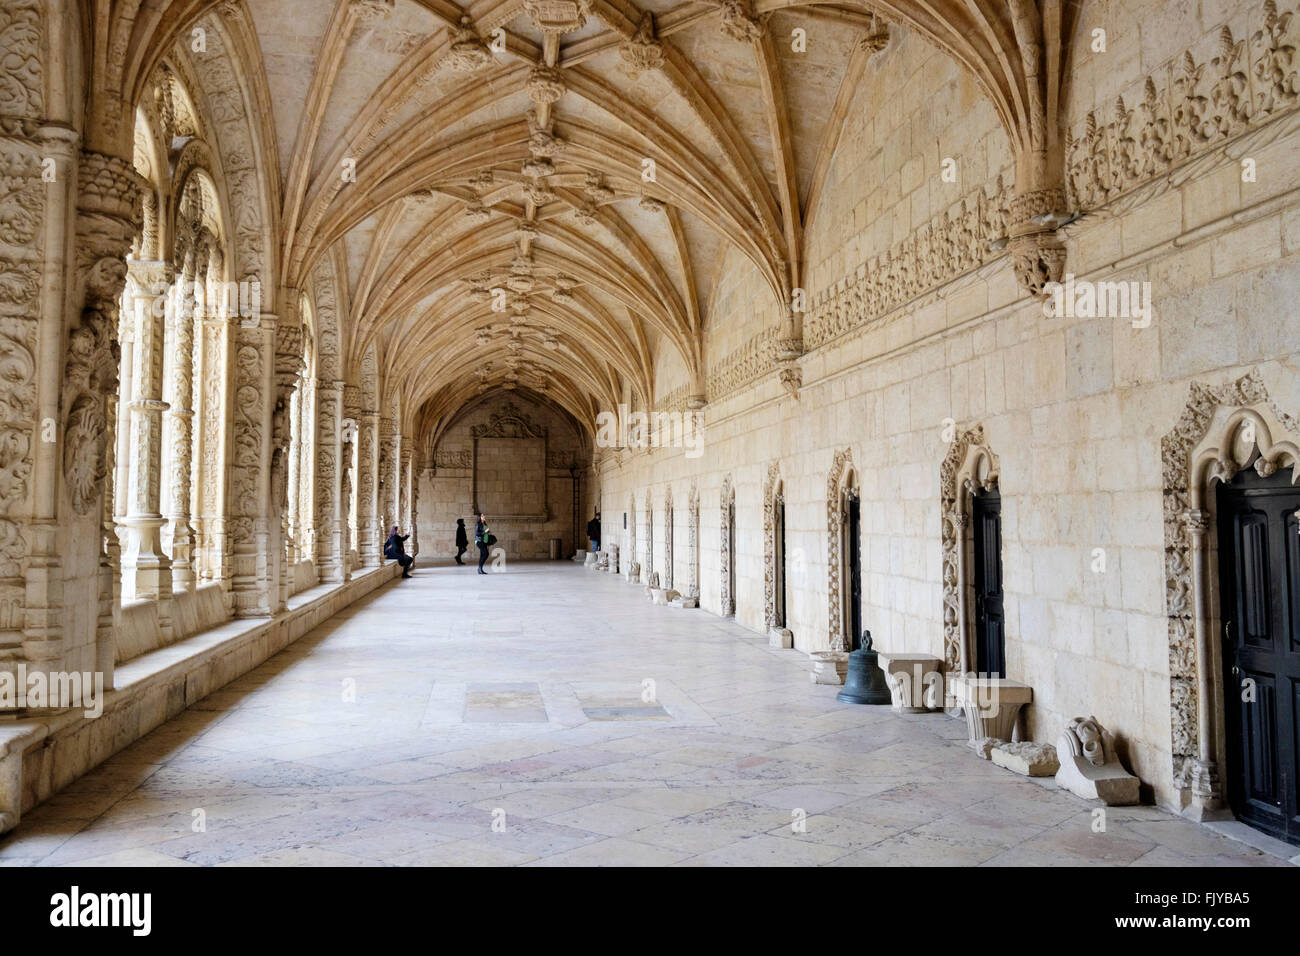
0;564;1288;868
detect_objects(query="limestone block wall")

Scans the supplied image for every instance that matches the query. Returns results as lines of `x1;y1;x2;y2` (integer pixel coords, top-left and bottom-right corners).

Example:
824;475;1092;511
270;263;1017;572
418;394;591;560
595;1;1300;810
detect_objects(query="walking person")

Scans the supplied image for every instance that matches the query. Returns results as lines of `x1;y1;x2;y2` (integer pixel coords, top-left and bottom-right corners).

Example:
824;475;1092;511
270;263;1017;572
475;513;493;574
586;511;601;552
384;525;414;578
455;518;469;565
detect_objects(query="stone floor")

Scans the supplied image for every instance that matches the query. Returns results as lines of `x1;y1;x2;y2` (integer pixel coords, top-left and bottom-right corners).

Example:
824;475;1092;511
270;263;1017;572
1;561;1293;867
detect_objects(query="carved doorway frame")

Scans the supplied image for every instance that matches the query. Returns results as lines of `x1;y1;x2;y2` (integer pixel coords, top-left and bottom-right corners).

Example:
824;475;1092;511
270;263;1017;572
763;460;783;629
664;484;674;591
826;448;858;652
1161;369;1300;817
939;425;1001;683
720;475;735;616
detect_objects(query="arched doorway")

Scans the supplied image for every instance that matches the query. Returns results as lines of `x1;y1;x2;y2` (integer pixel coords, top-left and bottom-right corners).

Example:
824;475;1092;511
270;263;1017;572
1216;464;1300;844
1161;369;1300;839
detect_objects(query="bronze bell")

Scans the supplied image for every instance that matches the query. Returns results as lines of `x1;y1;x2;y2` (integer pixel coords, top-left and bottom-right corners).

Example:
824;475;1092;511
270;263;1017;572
837;630;893;705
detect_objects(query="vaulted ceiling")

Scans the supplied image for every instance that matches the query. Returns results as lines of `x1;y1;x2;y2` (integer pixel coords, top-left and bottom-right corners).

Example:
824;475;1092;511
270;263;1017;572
85;0;1080;439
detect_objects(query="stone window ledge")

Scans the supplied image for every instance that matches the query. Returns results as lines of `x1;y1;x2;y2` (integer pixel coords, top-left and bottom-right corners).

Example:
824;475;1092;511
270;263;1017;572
0;563;401;835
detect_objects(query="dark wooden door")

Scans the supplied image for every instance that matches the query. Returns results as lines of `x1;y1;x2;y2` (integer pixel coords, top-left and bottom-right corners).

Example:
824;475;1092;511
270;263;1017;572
1217;468;1300;845
971;488;1005;677
848;494;862;651
775;497;787;628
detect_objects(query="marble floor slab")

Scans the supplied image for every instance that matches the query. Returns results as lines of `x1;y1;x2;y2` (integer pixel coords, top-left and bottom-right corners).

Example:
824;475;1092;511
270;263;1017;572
1;561;1292;867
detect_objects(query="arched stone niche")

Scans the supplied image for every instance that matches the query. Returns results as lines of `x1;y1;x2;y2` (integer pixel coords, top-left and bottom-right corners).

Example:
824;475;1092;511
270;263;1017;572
1161;369;1300;815
939;425;1001;677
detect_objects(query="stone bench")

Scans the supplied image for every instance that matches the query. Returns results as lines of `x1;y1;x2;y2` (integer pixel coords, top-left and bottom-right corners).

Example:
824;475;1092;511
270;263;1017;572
950;675;1033;756
874;652;942;713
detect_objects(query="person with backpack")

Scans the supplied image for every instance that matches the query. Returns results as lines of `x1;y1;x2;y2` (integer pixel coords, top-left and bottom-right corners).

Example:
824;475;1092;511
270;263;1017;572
586;512;601;552
384;525;414;578
475;513;493;574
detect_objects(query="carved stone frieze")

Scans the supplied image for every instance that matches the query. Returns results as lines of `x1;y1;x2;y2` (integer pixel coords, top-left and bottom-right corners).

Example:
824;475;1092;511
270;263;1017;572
1067;2;1300;213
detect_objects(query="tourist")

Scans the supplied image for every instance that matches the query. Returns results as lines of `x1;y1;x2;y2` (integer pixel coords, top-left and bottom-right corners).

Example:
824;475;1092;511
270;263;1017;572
384;525;414;578
455;518;468;565
475;513;492;574
586;511;601;552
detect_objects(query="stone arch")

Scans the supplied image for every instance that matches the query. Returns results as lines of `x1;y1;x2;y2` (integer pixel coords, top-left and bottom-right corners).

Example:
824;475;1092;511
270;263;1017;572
1160;369;1300;813
720;474;735;616
826;448;858;652
939;424;1001;675
763;460;783;629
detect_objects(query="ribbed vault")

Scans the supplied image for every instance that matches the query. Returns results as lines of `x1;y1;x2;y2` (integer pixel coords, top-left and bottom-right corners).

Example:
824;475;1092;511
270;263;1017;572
80;0;1082;450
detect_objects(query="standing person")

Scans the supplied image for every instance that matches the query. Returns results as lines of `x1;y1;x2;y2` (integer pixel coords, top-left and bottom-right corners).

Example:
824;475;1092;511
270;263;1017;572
475;513;492;574
384;525;414;578
454;518;469;565
586;511;601;552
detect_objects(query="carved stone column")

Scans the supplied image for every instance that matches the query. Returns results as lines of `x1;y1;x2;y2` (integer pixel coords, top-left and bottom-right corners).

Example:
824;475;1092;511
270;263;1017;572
64;149;143;685
121;260;173;615
340;417;357;575
164;246;199;591
314;379;346;583
357;410;381;566
230;318;274;616
399;441;412;534
271;322;303;613
379;417;399;538
194;280;232;597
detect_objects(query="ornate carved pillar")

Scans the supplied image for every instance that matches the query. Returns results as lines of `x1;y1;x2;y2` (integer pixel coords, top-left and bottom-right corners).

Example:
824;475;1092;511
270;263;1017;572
63;150;142;685
230;317;274;616
399;441;412;541
164;245;199;591
340;417;357;575
314;379;346;582
121;260;173;617
271;322;303;613
379;417;399;538
357;410;381;566
194;269;232;597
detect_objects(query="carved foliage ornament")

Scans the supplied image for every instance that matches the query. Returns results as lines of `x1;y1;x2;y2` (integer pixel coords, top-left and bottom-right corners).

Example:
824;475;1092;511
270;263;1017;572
1067;2;1300;213
762;461;781;628
621;13;664;72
